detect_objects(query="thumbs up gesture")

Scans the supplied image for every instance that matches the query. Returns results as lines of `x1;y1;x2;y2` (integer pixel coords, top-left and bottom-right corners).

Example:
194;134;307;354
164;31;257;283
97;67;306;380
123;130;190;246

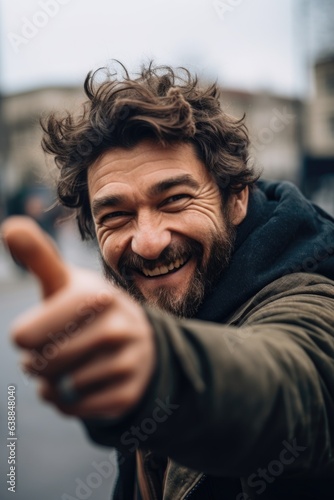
2;216;156;419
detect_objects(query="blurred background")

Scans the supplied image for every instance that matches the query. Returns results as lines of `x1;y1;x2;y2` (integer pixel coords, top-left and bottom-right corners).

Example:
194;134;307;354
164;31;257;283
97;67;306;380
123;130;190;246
0;0;333;498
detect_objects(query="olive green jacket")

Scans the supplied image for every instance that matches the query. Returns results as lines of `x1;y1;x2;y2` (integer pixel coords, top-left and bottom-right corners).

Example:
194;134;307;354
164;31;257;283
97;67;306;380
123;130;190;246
85;272;334;499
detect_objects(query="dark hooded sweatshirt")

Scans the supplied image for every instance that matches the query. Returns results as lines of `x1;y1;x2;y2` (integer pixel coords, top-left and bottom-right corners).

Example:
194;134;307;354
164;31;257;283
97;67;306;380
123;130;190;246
83;181;334;500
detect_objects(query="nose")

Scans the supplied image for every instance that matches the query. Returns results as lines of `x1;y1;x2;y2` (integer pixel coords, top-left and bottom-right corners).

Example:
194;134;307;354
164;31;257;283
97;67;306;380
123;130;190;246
131;213;171;260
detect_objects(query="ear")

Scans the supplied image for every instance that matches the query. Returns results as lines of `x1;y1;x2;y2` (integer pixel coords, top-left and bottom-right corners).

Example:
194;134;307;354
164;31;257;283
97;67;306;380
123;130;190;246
229;187;249;226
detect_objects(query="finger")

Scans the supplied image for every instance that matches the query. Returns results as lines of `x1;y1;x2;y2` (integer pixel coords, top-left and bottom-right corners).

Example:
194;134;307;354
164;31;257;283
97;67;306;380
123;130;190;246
21;308;132;376
1;216;70;298
11;274;113;349
70;350;131;390
39;377;142;418
41;360;130;403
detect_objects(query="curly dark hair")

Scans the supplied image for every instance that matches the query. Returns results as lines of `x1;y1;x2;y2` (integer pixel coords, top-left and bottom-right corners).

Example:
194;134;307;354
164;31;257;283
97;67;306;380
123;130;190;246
41;61;259;239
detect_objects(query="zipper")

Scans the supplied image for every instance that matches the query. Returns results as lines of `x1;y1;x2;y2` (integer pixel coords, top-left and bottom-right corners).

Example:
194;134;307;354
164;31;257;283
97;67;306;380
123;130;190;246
143;461;159;500
183;474;207;499
136;450;159;500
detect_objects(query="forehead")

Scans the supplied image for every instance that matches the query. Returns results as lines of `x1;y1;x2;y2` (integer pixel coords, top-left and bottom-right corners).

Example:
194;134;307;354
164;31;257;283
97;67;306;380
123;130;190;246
87;141;212;199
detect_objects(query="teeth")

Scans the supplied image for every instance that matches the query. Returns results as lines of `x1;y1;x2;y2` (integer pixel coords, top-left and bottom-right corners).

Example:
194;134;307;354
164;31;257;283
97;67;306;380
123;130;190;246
142;256;187;277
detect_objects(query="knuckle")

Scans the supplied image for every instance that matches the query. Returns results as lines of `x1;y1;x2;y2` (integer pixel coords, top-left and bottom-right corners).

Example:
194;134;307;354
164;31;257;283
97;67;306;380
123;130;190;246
97;325;114;345
11;324;30;348
114;386;138;412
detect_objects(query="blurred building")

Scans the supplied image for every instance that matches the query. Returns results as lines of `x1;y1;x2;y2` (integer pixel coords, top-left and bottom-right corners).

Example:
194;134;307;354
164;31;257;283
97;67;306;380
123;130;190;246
2;86;83;195
220;89;303;183
303;55;334;214
1;86;84;231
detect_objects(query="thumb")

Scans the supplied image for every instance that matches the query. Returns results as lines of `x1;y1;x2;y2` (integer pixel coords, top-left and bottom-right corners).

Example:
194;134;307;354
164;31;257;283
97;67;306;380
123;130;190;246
1;216;70;298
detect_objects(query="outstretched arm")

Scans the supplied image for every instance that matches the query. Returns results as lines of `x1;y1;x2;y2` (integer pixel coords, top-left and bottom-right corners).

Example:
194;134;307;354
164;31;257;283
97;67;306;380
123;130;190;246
84;274;334;477
3;217;334;477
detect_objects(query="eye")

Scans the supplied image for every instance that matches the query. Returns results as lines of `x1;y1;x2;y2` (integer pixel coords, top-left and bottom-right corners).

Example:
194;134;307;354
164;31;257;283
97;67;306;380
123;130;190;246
161;194;191;206
99;211;132;228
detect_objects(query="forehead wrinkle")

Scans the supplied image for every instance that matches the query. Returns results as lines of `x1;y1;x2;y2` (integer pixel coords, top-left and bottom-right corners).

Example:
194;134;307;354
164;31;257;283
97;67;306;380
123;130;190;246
90;159;200;196
91;141;197;180
90;156;189;192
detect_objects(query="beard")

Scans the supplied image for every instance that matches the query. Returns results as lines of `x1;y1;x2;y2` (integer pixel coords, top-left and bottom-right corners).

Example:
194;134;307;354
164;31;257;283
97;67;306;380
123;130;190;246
100;218;236;318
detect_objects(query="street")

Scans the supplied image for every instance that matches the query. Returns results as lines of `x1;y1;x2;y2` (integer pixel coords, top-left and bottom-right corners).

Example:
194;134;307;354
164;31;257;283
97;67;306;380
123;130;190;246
0;222;118;500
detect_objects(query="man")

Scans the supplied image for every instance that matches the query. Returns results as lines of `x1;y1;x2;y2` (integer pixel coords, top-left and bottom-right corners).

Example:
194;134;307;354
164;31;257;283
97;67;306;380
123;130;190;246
3;62;334;499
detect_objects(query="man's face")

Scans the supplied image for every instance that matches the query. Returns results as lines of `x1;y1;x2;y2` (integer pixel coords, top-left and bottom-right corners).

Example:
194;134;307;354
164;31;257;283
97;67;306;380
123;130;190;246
88;141;246;317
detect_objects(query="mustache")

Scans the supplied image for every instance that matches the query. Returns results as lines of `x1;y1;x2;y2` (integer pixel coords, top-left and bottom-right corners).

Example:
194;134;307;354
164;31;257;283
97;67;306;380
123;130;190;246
118;239;203;277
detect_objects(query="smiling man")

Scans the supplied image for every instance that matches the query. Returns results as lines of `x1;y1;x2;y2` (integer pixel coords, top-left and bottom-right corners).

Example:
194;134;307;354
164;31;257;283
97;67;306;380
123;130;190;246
89;141;244;317
3;63;334;500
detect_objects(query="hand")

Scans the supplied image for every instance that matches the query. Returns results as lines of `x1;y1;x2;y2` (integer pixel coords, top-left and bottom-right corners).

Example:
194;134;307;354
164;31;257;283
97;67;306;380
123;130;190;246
2;216;156;419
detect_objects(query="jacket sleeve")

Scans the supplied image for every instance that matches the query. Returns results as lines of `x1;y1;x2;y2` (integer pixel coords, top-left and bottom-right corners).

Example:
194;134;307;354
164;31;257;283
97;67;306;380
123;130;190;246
82;274;334;477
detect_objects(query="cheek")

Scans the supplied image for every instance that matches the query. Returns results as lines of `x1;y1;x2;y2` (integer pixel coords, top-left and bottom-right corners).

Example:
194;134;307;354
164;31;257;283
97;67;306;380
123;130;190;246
183;212;226;262
181;209;223;242
97;230;124;270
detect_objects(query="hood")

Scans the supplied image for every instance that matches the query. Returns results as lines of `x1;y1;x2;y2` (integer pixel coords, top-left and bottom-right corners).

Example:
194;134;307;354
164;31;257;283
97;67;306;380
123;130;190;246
196;180;334;322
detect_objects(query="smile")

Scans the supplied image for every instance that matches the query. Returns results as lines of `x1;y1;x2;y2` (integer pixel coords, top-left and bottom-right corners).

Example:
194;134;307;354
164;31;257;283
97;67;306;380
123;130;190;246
140;255;190;278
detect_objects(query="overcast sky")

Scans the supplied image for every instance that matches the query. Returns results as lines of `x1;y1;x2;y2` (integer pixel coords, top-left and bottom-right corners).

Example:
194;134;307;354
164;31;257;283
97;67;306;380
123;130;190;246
0;0;320;97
